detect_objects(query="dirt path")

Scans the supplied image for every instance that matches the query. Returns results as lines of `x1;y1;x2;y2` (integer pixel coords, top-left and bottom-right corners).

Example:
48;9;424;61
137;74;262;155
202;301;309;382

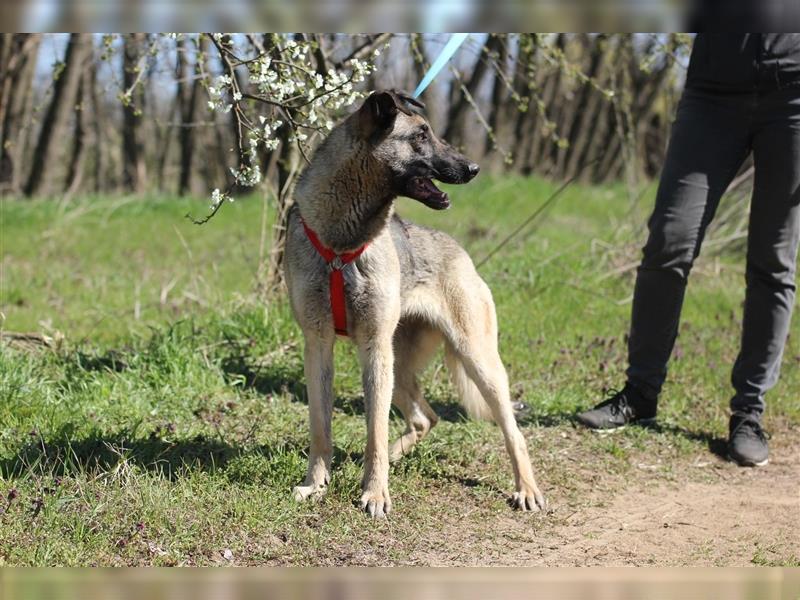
405;435;799;566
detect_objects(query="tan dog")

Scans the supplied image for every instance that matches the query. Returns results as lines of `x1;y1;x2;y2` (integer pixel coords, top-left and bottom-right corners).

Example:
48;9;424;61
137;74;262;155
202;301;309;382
283;90;546;518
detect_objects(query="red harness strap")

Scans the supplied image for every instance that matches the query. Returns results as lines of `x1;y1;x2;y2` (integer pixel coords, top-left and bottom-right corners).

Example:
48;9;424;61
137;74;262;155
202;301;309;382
301;219;368;337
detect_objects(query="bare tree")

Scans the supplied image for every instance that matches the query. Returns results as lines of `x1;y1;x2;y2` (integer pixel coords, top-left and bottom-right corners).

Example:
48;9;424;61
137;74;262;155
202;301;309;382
178;35;208;196
443;34;502;150
0;34;41;194
88;58;106;194
484;34;510;164
64;67;89;197
8;34;686;200
121;33;148;194
522;34;567;175
24;33;91;197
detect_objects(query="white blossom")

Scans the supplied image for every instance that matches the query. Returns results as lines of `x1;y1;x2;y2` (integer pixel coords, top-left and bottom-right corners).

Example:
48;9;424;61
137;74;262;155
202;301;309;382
204;33;386;214
209;188;224;210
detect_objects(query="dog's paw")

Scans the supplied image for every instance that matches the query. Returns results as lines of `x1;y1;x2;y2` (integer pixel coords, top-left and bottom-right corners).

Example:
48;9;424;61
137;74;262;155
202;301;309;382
292;483;326;502
359;483;392;518
511;482;547;512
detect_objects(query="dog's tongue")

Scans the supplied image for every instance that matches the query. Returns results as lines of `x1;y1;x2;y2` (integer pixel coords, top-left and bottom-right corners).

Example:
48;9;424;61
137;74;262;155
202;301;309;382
407;176;449;209
420;178;445;200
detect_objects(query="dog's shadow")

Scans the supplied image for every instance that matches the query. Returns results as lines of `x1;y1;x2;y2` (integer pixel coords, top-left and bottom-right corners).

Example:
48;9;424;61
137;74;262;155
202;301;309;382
217;349;733;460
1;430;237;480
9;348;729;489
0;351;469;484
0;426;363;483
219;351;469;423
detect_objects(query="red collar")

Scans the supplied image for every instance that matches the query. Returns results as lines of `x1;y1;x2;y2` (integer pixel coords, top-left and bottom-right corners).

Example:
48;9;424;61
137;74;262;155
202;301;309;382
301;218;369;337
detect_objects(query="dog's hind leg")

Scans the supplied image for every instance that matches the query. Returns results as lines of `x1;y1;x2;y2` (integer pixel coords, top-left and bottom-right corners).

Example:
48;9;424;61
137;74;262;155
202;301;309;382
293;330;335;502
444;276;546;512
390;323;442;462
389;376;439;462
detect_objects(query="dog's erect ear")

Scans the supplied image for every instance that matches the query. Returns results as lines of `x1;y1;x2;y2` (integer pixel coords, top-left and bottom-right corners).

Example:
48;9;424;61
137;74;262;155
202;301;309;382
395;91;425;111
357;90;401;137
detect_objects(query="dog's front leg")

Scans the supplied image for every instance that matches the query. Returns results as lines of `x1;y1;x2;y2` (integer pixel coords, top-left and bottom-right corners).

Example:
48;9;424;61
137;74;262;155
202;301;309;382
357;332;395;518
293;331;335;502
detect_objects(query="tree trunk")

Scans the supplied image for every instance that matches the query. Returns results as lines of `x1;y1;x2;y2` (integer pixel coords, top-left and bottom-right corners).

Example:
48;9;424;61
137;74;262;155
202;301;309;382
506;34;538;173
122;33;148;194
178;35;208;196
562;35;611;180
0;34;34;147
528;34;566;176
483;34;509;167
523;70;556;174
516;34;565;175
156;98;177;192
64;68;89;197
265;123;300;292
0;34;16;147
410;34;445;130
24;33;90;197
88;58;105;194
0;34;41;194
443;34;502;150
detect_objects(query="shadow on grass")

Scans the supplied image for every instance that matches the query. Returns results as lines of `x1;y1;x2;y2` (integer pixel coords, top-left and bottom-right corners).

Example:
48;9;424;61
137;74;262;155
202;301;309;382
642;421;730;461
0;428;362;483
518;408;731;461
219;351;470;423
220;353;306;400
515;410;577;428
70;350;130;373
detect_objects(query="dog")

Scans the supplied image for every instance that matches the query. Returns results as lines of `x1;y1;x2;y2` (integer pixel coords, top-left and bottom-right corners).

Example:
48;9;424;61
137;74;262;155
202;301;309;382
283;89;546;518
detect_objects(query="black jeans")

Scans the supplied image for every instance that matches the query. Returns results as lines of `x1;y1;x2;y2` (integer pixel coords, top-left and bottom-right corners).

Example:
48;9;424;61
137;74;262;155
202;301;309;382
626;85;800;418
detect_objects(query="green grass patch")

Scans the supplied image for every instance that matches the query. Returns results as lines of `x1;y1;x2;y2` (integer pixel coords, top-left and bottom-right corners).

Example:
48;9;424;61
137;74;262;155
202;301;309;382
1;176;798;565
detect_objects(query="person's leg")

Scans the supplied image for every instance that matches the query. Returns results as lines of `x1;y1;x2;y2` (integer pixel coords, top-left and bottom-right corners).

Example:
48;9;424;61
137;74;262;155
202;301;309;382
728;88;800;465
578;88;752;429
626;90;754;399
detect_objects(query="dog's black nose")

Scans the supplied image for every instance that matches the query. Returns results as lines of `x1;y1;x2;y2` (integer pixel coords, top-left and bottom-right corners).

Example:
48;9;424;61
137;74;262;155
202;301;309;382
468;163;480;179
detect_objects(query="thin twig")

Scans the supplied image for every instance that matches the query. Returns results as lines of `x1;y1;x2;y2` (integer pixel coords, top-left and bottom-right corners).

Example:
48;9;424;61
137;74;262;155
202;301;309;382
184;185;234;225
335;33;392;68
122;35;160;100
209;35;250;161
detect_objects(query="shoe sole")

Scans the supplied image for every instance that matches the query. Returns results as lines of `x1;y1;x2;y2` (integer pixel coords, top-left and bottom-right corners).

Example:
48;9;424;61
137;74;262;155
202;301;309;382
728;453;769;467
582;417;657;432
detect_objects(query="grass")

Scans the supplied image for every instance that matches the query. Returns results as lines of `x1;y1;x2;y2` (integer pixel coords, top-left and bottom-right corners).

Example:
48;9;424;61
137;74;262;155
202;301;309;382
1;176;798;566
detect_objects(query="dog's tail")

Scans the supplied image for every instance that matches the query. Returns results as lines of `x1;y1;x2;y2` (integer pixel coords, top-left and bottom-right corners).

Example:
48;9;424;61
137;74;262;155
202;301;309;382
444;343;493;421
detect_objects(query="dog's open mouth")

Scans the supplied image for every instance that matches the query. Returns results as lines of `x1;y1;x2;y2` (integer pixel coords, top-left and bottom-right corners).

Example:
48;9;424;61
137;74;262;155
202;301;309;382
407;177;450;209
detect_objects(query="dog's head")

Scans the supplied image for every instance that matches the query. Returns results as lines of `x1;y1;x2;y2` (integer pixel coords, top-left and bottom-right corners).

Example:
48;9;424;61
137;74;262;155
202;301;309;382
353;89;479;210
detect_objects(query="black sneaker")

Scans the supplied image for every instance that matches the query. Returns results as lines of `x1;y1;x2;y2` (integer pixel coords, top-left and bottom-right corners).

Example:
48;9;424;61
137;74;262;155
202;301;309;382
728;414;769;467
575;384;657;430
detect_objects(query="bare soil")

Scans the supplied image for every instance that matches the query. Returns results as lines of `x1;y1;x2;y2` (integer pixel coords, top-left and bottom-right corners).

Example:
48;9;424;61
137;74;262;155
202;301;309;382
400;432;799;566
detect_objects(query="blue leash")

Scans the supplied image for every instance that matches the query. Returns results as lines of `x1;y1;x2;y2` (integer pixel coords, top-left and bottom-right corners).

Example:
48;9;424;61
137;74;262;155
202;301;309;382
412;33;469;98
